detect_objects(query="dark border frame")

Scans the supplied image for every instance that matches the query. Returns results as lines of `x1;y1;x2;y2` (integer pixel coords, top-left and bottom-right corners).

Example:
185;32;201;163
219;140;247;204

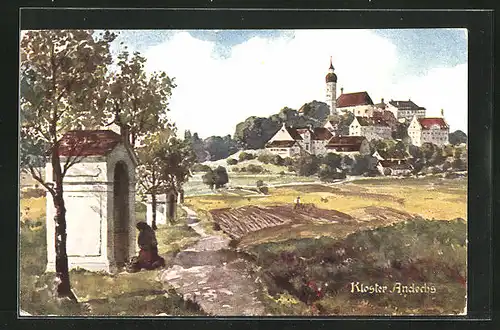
2;3;494;330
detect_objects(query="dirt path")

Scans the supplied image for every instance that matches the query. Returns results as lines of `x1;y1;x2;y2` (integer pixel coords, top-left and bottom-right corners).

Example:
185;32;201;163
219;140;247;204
159;205;266;316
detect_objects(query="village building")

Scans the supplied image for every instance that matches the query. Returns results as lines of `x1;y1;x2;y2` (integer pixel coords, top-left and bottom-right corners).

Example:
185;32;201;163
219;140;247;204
407;115;449;147
266;123;334;156
265;123;303;157
325;136;371;155
45;130;138;273
323;120;337;133
372;149;414;176
373;99;400;130
336;90;376;117
349;116;392;141
386;99;426;123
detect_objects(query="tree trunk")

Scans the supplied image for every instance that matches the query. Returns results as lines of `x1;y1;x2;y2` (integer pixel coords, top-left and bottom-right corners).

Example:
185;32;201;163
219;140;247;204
151;192;157;230
51;150;77;302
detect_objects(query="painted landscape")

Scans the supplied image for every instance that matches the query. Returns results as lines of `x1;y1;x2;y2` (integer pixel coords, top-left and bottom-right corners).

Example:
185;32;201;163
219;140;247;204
20;29;467;316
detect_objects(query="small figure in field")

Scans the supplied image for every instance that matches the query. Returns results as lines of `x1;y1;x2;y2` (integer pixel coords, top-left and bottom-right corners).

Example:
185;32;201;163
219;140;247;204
294;196;301;209
127;221;165;272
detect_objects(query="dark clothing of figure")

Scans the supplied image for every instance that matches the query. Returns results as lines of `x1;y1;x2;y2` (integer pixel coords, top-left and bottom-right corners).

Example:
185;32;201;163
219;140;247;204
294;196;301;209
128;222;165;272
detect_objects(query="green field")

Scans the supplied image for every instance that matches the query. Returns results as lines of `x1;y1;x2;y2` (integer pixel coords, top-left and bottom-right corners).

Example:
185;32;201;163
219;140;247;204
186;176;467;221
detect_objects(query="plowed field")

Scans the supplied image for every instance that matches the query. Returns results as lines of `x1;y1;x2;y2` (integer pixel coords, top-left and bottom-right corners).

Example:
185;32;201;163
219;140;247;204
210;204;355;239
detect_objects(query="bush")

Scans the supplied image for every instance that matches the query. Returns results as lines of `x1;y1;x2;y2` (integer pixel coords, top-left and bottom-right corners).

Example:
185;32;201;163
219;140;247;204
246;164;264;174
226;158;238;165
239;166;247;172
239;152;256;162
283;157;294;166
318;164;346;182
259;186;269;194
431;166;442;174
452;158;466;171
214;166;229;188
271;155;284;166
279;171;286;176
383;167;392;176
202;166;229;189
256;180;265;187
293;154;320;177
232;167;240;172
257;153;273;164
442;161;452;172
192;163;211;172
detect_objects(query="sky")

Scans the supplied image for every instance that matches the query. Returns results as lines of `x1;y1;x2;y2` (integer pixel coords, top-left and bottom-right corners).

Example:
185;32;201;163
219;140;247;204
109;29;468;138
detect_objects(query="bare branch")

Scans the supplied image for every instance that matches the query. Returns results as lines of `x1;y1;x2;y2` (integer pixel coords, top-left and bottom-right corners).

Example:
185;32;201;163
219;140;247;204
29;165;55;197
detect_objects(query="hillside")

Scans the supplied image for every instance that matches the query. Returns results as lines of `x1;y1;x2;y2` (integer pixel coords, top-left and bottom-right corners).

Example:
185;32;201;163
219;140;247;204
233;101;335;150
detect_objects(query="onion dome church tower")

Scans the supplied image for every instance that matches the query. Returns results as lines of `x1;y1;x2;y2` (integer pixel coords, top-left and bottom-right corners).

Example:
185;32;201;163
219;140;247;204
325;56;338;116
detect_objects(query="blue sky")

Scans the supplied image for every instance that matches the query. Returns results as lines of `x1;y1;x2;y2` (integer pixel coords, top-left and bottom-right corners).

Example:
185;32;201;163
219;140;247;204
107;29;467;137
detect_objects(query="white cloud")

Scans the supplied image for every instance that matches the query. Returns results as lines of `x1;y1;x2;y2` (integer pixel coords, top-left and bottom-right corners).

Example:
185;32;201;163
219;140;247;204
144;30;467;138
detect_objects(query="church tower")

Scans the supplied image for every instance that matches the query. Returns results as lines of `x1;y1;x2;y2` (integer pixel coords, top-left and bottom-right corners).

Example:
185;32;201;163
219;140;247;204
325;56;338;116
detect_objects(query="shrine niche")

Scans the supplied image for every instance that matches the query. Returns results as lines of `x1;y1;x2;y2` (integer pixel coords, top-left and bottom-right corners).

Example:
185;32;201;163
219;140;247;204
45;130;138;273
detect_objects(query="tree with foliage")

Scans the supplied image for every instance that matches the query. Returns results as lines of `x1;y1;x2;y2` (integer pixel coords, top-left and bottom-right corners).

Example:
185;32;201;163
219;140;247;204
136;131;195;229
420;142;436;164
184;130;208;162
136;131;171;230
227;158;238;165
449;130;467;145
156;136;197;224
293;153;320;176
392;122;409;140
352;155;378;176
202;166;229;189
203;135;239;161
107;50;176;147
322;153;342;169
20;30;116;301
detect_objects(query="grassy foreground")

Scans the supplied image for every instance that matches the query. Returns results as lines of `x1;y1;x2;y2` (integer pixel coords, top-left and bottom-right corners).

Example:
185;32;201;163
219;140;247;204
19;202;205;316
246;218;467;316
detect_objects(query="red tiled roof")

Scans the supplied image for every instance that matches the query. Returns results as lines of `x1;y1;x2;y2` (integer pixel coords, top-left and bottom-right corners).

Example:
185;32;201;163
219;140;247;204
312;127;333;140
266;140;297;148
326;136;366;150
57;130;123;157
336;92;374;108
418;118;448;130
